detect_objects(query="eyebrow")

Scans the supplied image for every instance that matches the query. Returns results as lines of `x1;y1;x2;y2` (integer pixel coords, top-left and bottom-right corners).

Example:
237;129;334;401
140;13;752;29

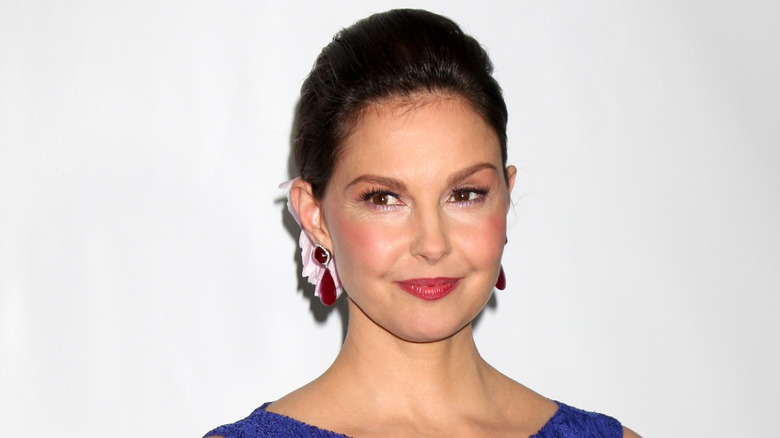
345;175;407;193
446;162;498;187
344;162;498;193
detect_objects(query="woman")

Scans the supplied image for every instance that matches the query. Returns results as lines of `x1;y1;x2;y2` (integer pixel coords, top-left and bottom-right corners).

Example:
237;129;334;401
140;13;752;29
206;9;639;438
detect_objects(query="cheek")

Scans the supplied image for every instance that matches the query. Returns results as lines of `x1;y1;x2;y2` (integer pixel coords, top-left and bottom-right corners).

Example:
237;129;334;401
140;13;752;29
452;209;507;263
327;210;404;283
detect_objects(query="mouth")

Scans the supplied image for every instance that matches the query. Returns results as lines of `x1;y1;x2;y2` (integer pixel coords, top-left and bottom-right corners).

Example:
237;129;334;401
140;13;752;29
395;277;462;301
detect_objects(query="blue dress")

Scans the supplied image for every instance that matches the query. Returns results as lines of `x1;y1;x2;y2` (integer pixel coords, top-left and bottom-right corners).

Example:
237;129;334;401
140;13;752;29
205;401;623;437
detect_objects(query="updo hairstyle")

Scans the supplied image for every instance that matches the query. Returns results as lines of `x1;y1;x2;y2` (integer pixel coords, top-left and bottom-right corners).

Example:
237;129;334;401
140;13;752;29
293;9;508;199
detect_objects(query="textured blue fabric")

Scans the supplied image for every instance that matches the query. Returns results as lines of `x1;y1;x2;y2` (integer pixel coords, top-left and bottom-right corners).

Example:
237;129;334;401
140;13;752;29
531;402;623;438
204;401;623;437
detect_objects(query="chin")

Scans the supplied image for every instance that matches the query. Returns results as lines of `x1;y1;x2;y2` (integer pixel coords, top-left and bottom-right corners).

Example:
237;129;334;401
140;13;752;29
391;312;474;343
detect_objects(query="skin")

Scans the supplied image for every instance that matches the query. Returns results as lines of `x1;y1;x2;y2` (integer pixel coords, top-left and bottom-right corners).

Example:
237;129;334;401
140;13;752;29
210;94;641;437
317;97;513;345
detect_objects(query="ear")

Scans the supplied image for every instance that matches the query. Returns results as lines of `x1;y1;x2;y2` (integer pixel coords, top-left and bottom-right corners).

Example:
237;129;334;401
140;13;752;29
289;179;332;249
505;165;517;209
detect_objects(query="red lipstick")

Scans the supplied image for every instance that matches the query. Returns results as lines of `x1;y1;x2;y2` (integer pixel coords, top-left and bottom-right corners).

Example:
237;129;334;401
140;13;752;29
395;277;461;301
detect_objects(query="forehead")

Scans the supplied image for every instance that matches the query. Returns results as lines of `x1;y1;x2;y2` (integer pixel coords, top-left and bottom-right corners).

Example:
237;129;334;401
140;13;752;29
335;95;501;174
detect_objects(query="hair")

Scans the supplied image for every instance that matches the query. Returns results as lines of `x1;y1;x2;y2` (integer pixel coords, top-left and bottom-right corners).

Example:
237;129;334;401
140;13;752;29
293;9;508;199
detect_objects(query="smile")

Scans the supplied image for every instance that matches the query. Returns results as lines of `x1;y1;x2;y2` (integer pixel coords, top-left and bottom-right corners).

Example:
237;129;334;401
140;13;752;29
395;277;462;301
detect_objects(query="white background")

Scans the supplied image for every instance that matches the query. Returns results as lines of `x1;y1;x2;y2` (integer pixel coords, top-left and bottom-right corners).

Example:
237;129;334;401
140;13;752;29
2;1;779;437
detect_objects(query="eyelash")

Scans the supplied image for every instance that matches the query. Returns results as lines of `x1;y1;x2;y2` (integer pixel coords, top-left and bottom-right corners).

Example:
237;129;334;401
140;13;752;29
359;189;401;209
449;186;490;205
358;186;490;209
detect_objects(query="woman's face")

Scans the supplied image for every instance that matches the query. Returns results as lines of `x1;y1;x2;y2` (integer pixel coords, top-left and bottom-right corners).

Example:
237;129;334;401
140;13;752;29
320;95;515;342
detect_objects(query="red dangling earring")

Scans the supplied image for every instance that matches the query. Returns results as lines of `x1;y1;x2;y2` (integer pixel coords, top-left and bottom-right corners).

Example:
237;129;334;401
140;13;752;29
313;244;337;306
495;265;506;290
495;237;507;290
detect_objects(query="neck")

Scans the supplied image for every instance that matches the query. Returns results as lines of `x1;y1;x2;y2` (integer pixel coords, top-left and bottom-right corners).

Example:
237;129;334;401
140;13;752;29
322;299;500;418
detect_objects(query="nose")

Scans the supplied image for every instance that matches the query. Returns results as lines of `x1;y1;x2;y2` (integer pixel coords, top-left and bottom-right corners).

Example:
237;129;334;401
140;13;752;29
411;204;451;264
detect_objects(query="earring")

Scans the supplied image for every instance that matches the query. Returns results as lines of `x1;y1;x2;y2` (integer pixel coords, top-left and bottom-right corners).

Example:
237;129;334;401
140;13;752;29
495;266;506;290
313;244;337;306
495;237;508;290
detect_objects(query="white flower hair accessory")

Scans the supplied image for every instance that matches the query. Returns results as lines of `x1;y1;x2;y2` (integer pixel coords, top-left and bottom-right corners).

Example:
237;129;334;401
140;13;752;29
280;177;343;305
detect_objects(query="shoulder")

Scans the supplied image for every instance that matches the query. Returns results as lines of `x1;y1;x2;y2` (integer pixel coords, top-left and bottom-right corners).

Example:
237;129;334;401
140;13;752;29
532;402;627;438
623;425;642;438
202;402;348;438
202;404;269;438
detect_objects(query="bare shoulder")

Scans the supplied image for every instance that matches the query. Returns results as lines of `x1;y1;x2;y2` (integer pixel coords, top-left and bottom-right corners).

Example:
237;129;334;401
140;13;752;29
490;371;559;431
513;384;559;420
495;370;558;411
263;381;329;422
264;387;311;416
623;425;642;438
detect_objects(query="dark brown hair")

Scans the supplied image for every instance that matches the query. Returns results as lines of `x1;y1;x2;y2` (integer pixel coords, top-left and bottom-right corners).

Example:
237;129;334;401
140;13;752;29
294;9;508;199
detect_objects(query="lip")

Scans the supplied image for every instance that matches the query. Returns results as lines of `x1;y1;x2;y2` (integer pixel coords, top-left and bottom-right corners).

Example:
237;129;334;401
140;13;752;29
395;277;462;301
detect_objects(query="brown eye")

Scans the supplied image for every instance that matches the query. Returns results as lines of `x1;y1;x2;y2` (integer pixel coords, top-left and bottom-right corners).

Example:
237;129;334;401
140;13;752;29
453;190;470;202
448;188;486;203
371;194;389;205
361;190;401;207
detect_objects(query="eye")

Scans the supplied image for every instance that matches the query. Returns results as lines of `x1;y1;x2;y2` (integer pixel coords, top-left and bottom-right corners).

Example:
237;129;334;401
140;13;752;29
451;190;478;202
448;187;489;204
360;190;402;208
370;193;393;205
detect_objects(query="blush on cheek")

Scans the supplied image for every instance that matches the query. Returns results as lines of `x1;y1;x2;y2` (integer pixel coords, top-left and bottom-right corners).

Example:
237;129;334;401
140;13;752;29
329;213;402;288
342;225;380;256
460;211;508;263
487;212;507;240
